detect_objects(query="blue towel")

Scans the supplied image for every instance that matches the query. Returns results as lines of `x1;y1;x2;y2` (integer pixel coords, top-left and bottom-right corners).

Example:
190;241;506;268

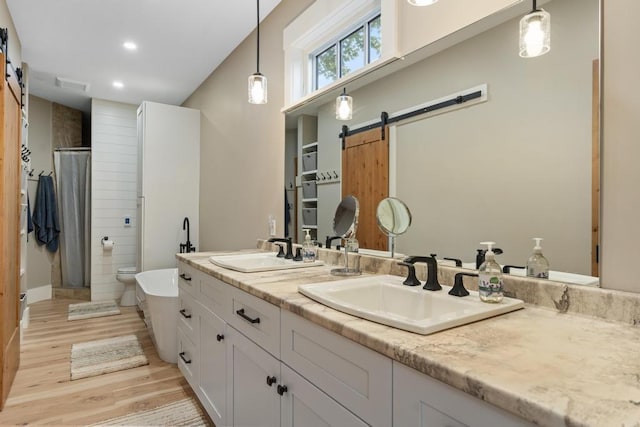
32;175;59;252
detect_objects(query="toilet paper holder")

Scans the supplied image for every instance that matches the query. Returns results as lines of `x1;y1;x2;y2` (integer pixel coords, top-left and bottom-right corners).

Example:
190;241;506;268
101;236;114;249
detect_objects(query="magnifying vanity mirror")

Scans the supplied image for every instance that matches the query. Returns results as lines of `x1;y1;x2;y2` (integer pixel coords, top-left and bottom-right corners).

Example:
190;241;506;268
376;197;412;259
330;195;362;276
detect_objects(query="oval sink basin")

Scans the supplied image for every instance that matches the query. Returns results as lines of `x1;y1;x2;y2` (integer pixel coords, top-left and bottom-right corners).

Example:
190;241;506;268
298;275;524;335
209;252;324;273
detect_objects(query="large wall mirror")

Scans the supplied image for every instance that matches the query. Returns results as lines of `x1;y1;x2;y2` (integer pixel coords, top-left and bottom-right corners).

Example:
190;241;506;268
285;0;599;280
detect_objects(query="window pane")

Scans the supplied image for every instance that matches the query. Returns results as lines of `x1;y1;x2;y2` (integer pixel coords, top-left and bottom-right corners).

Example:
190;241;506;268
340;27;365;77
369;15;381;62
316;45;338;90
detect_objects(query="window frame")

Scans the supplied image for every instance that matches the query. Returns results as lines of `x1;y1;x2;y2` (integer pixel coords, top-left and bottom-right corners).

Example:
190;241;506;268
311;10;382;91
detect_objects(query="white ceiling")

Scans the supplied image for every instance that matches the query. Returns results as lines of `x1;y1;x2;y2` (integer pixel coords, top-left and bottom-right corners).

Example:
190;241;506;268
6;0;281;113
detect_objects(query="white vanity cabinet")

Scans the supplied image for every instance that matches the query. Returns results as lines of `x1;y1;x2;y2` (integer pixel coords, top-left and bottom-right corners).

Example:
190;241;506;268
393;362;533;427
198;306;228;425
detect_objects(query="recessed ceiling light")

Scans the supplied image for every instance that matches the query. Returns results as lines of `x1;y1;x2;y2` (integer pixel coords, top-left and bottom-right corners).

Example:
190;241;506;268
123;41;137;51
112;81;124;89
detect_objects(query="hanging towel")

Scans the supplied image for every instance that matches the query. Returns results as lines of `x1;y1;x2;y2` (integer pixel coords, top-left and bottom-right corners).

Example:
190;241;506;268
32;175;60;252
26;190;34;235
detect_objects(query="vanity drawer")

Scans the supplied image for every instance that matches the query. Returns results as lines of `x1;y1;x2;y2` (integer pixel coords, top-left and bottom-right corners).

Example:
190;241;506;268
177;290;199;343
178;262;199;297
199;274;230;317
281;310;392;427
227;286;280;358
178;328;198;390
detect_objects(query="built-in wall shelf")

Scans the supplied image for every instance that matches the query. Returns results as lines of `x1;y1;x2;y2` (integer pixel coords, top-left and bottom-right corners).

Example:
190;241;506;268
301;225;318;229
302;141;318;151
302;170;318;177
302;198;318;203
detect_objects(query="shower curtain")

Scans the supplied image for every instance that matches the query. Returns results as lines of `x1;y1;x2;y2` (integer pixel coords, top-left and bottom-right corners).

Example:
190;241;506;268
54;150;91;288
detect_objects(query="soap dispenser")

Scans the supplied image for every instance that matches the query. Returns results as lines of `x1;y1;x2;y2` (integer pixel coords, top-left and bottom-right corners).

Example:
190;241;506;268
302;229;316;263
526;238;550;279
478;241;503;303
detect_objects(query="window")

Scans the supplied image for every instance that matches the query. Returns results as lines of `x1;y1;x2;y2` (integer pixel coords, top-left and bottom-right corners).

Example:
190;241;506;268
313;13;382;90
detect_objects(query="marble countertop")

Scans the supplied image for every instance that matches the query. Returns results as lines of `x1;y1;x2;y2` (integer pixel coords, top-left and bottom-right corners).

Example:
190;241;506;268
177;249;640;427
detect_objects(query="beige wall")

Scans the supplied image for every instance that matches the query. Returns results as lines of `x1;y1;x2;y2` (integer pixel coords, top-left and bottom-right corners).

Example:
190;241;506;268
26;95;54;290
183;0;314;250
601;0;640;292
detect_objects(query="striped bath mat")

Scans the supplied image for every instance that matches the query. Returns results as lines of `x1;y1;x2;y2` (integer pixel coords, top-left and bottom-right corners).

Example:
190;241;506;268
70;334;148;380
91;397;211;426
68;300;120;321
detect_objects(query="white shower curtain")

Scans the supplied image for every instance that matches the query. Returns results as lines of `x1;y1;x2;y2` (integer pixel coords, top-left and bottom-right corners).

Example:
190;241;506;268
54;150;91;288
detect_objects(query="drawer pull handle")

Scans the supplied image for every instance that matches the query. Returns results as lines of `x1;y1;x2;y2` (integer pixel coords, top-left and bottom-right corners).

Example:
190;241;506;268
236;308;260;324
216;334;224;342
179;273;192;281
179;309;192;319
179;352;191;364
266;376;277;386
277;384;288;396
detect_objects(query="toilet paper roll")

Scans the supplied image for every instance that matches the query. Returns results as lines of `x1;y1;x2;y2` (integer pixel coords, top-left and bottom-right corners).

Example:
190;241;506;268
102;240;114;252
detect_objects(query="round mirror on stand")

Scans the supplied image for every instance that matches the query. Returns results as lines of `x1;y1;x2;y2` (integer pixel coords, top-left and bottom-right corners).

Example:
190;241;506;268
330;195;361;276
376;197;412;259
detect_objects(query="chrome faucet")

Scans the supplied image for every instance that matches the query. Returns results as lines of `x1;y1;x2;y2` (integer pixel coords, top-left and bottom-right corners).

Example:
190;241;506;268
180;217;195;253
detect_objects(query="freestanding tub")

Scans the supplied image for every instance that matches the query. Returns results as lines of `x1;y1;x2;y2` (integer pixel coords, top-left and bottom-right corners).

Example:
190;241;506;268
135;268;179;363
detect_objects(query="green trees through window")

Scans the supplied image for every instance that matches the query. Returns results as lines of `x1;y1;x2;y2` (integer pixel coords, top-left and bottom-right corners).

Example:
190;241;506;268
315;14;382;90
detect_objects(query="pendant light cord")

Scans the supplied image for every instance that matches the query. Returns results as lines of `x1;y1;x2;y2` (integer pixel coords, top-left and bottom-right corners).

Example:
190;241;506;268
256;0;260;74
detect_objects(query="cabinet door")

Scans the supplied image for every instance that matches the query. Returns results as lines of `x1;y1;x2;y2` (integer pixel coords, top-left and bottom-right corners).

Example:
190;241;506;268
393;362;533;427
280;364;368;427
227;326;280;427
198;308;227;427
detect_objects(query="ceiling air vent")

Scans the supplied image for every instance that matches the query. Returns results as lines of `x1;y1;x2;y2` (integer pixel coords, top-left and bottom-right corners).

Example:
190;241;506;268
55;76;90;92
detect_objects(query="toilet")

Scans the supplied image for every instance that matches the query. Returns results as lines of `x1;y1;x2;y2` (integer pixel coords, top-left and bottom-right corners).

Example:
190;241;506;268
116;266;137;306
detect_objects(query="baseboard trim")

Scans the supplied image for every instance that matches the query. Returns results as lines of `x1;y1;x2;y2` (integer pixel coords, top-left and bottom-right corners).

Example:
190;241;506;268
27;284;52;304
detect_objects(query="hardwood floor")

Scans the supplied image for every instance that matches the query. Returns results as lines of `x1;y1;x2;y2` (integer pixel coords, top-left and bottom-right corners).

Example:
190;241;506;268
0;298;211;426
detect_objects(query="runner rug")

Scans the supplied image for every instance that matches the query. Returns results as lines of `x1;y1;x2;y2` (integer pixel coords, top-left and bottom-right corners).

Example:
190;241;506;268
70;334;148;380
90;397;211;426
68;300;120;321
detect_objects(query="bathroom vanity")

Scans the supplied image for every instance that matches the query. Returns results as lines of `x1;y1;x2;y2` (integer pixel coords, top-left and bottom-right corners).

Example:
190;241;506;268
176;244;640;427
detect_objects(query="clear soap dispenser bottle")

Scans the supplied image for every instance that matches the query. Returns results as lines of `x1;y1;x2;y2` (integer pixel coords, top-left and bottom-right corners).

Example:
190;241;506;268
527;238;549;279
478;241;503;303
302;229;316;263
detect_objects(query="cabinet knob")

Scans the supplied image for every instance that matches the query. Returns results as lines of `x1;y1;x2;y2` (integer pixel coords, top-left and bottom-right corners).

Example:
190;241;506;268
266;376;277;386
216;334;224;342
277;384;288;396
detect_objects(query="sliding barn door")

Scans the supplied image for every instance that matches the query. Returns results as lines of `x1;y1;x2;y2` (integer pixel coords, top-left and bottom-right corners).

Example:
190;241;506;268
341;127;389;250
0;53;22;410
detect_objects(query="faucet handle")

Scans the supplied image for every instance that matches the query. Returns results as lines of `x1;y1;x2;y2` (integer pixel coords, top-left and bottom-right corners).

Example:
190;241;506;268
397;262;421;286
293;247;303;262
275;244;285;258
449;272;476;297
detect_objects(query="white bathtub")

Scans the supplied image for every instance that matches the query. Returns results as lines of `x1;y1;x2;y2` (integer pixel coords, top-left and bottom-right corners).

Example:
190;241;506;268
135;268;179;363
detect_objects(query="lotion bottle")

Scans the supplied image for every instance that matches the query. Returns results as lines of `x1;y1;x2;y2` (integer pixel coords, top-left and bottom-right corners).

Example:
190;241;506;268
302;229;316;263
526;238;550;279
478;241;503;303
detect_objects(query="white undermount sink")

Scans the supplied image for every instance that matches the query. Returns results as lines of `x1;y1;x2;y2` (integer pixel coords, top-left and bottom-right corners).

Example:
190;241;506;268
209;252;324;273
298;275;524;335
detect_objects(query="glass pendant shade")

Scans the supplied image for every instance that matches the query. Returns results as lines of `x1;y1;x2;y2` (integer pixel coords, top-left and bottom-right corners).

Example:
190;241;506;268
248;73;267;104
407;0;438;5
336;90;353;120
519;8;550;58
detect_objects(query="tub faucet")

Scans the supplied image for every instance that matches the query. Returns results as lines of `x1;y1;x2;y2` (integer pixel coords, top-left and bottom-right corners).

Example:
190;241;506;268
403;254;442;291
180;217;195;253
325;235;342;249
268;237;293;259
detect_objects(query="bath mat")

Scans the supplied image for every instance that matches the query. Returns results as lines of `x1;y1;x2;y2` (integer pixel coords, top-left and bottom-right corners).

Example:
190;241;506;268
90;397;211;426
68;300;120;321
70;334;148;380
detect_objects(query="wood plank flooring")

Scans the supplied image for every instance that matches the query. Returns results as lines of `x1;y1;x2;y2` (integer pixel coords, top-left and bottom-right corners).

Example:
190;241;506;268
0;298;212;426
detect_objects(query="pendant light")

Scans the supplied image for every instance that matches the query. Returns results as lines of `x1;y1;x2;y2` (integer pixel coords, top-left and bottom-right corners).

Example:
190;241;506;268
336;88;353;121
248;0;267;104
519;0;550;58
